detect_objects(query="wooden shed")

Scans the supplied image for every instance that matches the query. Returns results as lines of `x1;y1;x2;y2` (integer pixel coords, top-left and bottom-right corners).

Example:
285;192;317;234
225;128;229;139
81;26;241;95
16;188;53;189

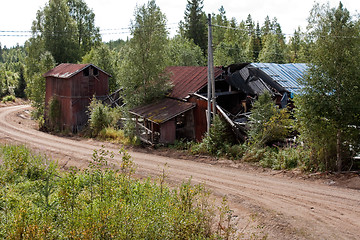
43;63;111;132
129;98;196;144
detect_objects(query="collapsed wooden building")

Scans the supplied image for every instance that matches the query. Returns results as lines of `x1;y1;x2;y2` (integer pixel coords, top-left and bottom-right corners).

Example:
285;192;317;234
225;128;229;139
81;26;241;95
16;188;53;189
130;63;308;144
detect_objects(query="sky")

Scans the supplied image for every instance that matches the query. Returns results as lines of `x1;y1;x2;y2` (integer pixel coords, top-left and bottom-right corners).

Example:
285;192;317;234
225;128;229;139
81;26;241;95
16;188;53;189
1;0;359;48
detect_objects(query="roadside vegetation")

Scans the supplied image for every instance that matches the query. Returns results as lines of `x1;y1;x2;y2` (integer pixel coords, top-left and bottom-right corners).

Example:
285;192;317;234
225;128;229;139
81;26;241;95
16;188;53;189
0;144;242;239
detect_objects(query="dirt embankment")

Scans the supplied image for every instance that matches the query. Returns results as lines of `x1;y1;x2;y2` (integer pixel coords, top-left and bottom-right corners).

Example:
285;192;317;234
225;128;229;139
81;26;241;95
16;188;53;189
0;104;359;240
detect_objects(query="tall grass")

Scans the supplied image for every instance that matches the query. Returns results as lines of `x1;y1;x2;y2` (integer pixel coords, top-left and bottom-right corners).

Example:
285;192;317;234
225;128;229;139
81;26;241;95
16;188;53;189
0;144;236;239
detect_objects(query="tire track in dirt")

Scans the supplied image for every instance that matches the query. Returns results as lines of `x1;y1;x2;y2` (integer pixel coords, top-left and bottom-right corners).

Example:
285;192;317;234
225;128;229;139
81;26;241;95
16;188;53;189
1;105;360;240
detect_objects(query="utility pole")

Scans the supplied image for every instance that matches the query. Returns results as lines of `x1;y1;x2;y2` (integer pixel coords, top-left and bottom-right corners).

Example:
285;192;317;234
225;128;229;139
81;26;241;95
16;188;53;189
207;13;216;133
207;14;212;132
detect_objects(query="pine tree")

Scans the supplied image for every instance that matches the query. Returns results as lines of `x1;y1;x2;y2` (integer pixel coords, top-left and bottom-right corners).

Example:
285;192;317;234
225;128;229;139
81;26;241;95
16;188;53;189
212;6;228;47
182;0;207;53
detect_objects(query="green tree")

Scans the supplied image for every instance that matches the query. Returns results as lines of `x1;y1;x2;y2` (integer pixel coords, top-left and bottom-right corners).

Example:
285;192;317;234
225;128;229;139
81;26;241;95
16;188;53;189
258;34;285;63
26;51;55;118
181;0;207;53
261;16;271;36
118;0;170;108
211;6;228;47
246;22;262;62
296;2;360;171
214;41;247;66
288;27;302;62
248;92;292;147
258;17;287;63
0;43;3;63
29;0;100;64
41;0;79;63
166;35;205;66
67;0;101;57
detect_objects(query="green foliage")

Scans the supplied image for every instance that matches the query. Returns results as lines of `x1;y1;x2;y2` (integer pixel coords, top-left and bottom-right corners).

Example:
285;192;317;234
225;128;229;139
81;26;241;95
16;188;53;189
181;0;207;53
2;95;16;103
66;0;101;57
46;97;61;131
42;0;80;63
258;34;286;63
192;115;232;156
259;147;312;171
25;51;55;119
0;45;26;99
248;92;293;147
0;69;17;97
118;0;171;108
214;41;247;66
223;143;247;160
166;35;205;66
28;0;100;64
98;127;139;146
87;98;113;137
296;2;360;171
211;6;228;47
0;144;231;239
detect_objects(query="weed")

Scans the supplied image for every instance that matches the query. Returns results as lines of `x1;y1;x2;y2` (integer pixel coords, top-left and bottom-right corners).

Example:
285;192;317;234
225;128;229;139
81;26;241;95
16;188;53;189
0;144;233;239
2;95;16;103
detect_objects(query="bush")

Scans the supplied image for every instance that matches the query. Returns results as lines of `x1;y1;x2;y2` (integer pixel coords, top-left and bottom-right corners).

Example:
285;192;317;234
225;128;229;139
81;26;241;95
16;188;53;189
88;99;113;136
0;144;234;239
224;143;247;160
248;92;293;147
258;146;312;170
47;97;61;131
192;115;233;156
98;127;139;145
2;95;16;102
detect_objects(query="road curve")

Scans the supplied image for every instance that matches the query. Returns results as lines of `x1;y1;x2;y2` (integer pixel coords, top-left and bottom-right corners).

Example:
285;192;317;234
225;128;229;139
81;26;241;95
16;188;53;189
0;105;359;239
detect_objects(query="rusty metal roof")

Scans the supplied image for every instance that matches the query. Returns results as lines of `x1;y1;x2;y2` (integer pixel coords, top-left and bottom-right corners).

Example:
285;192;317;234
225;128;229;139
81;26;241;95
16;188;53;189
129;98;195;124
43;63;111;79
166;66;223;99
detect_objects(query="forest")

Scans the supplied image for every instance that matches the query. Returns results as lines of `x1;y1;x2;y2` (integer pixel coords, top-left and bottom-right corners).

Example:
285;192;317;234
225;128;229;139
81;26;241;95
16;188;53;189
1;0;360;173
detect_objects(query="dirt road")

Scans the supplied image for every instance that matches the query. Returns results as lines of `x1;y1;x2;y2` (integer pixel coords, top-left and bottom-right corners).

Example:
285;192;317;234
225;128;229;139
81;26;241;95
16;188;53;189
0;105;359;239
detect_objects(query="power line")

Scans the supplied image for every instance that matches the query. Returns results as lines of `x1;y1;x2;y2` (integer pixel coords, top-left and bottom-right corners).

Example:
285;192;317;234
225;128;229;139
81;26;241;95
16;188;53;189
211;23;360;39
0;25;178;38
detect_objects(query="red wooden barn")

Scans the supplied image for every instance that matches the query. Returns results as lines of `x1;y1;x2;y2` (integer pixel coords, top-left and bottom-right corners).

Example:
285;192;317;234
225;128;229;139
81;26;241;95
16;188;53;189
43;63;111;132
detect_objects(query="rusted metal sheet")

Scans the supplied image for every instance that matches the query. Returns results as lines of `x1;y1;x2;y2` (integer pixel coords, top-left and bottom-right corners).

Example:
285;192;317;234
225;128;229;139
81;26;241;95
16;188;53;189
129;98;195;124
166;66;223;99
43;63;111;79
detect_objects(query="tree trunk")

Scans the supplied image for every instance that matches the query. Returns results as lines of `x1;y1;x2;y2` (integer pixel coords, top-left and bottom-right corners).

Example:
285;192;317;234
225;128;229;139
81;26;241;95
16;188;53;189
336;129;342;172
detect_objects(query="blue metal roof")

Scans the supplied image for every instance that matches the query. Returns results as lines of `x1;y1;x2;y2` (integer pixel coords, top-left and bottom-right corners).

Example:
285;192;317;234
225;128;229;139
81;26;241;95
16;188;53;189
250;63;308;94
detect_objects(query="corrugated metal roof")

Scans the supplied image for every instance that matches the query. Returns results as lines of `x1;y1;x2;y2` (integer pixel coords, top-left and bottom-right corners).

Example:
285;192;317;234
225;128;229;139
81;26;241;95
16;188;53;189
250;63;308;94
43;63;111;79
166;66;223;99
129;98;195;124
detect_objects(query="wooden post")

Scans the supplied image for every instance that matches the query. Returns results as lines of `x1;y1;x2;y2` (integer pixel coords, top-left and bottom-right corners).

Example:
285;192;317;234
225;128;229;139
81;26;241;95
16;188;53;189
135;116;139;137
208;14;216;119
207;14;212;133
